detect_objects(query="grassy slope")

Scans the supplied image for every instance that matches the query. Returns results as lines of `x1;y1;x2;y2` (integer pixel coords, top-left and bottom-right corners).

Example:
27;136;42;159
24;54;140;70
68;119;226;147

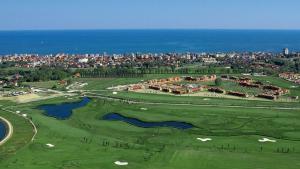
0;97;299;169
0;109;34;162
77;74;300;108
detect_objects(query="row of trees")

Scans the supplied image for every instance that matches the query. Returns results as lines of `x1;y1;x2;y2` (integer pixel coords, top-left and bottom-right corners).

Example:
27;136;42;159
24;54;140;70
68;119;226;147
0;67;71;82
271;58;300;73
22;68;70;82
0;63;273;83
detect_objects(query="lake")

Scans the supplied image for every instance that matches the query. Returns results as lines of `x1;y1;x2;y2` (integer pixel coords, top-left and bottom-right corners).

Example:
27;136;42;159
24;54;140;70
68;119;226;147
103;113;194;130
39;97;91;120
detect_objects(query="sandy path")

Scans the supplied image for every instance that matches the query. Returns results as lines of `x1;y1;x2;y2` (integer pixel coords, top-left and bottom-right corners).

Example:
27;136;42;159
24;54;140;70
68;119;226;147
0;116;13;146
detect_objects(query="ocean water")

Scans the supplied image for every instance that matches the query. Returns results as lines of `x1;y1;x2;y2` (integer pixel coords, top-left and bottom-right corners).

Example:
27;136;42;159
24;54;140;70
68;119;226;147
0;30;300;55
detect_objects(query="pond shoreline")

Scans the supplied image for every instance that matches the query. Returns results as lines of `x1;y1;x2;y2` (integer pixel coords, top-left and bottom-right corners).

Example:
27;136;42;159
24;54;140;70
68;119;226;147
0;116;13;146
39;97;91;120
103;113;194;130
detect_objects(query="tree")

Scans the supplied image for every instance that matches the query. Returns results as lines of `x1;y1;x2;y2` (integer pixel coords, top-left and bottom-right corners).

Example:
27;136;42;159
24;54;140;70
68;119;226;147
215;78;222;86
52;85;57;89
67;79;72;85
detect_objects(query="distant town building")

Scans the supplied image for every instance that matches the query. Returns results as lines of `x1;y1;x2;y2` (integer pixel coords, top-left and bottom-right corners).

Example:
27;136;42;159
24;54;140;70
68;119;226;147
201;57;217;64
78;58;89;63
283;48;289;56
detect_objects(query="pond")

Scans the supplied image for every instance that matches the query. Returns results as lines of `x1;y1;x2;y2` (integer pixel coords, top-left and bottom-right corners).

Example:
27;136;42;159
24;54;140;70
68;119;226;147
0;121;6;141
39;97;91;120
103;113;194;130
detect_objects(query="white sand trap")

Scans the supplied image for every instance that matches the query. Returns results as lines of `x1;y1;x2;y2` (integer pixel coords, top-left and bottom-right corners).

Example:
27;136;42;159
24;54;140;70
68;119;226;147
16;111;20;114
22;114;27;117
113;92;118;95
46;143;55;148
258;138;276;143
140;108;148;110
291;86;298;88
197;138;212;142
114;161;128;166
203;98;210;101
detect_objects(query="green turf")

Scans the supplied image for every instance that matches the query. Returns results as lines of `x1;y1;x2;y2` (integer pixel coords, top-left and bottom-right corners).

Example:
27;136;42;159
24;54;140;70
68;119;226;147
23;81;62;89
0;75;299;169
0;96;299;169
0;109;34;161
76;74;300;107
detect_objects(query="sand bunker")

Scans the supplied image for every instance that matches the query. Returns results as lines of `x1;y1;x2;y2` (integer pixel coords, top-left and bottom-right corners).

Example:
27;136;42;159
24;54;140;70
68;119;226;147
140;108;148;110
114;161;128;166
258;138;276;143
22;114;27;117
113;92;118;95
46;143;55;148
197;138;212;142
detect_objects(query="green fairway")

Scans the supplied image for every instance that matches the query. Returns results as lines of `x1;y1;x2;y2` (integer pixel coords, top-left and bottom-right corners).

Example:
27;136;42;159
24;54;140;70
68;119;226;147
0;96;299;169
24;81;59;89
0;75;299;169
0;108;34;161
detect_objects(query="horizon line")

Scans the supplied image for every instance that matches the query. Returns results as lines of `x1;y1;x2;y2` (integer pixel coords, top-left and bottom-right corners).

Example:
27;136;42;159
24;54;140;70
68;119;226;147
1;28;300;32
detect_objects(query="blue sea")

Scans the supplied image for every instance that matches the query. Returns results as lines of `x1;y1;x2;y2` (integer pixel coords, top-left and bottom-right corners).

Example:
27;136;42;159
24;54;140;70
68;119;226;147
0;30;300;55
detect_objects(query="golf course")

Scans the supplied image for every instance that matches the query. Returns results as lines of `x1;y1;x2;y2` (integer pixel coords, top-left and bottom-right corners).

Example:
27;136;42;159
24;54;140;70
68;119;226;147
0;74;300;169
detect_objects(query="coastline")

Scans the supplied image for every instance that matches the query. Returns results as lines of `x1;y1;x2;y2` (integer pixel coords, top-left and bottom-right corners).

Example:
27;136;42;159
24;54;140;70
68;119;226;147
0;116;13;146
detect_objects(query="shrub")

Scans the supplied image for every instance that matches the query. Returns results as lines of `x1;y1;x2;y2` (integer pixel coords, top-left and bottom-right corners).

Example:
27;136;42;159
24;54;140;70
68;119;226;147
215;78;223;86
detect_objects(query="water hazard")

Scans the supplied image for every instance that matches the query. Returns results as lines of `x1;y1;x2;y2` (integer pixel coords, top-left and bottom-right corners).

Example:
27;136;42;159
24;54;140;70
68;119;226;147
103;113;194;130
39;97;91;120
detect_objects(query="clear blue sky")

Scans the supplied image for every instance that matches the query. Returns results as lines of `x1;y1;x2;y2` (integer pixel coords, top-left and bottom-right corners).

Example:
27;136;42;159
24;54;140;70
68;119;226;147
1;0;300;30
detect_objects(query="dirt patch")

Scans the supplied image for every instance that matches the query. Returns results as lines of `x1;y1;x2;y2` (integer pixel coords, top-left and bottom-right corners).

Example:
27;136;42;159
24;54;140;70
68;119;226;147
0;93;66;103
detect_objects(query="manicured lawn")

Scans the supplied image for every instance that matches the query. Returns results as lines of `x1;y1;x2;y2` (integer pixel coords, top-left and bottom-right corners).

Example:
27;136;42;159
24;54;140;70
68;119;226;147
0;109;34;161
76;74;300;100
0;96;299;169
1;75;300;169
23;81;59;89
